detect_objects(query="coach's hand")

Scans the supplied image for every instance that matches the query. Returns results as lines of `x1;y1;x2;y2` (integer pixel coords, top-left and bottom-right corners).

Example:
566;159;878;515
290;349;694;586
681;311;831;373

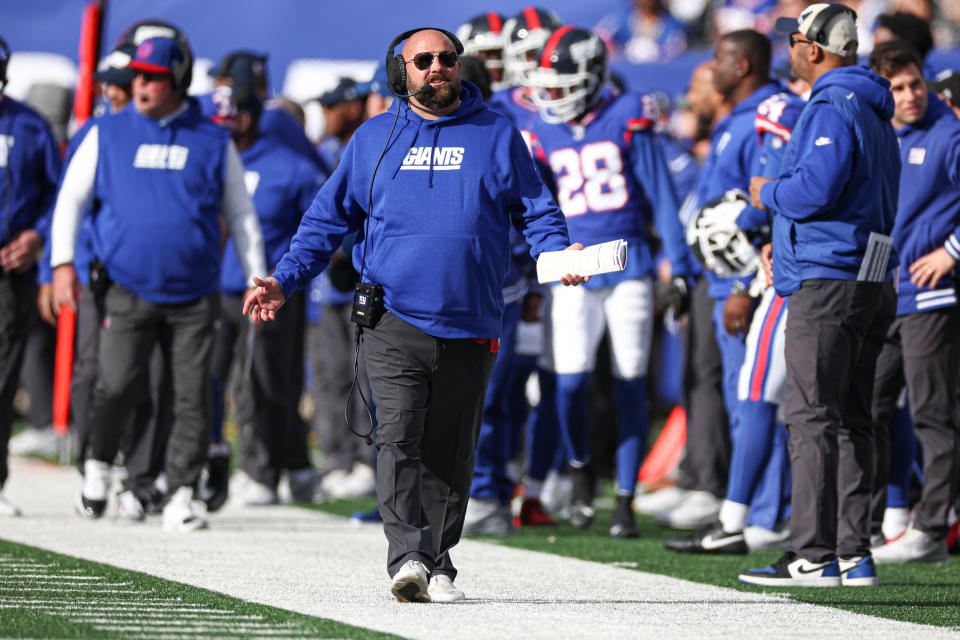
243;276;286;323
909;247;956;290
37;283;57;326
0;229;42;273
52;264;78;312
761;243;773;288
560;243;591;286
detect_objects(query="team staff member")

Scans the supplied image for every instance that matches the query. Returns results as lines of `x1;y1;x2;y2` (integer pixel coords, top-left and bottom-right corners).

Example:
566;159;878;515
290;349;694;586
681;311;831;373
0;35;62;516
210;55;324;505
741;4;899;587
50;33;267;532
869;42;960;566
244;28;584;603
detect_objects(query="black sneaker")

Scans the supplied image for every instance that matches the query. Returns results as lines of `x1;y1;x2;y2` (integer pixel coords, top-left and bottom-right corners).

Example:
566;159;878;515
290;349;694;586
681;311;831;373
664;522;747;554
203;444;231;512
569;501;596;529
739;551;841;587
74;486;106;520
610;495;639;538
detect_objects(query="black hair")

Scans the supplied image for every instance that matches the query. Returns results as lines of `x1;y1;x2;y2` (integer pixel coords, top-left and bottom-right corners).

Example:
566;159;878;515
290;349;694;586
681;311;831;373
876;12;933;61
721;29;771;80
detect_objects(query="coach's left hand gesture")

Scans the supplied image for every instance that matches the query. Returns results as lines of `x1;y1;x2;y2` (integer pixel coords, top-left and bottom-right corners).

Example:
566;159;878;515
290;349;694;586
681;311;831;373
242;276;286;323
560;243;590;286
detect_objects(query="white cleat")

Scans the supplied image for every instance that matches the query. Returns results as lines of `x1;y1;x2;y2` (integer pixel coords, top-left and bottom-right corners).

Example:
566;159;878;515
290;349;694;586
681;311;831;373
872;524;950;565
162;486;208;532
655;490;721;529
428;575;465;602
633;485;690;516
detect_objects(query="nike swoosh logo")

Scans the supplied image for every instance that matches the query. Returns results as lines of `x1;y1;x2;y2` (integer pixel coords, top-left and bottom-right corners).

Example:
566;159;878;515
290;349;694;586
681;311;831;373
846;92;854;99
701;534;743;550
797;562;834;574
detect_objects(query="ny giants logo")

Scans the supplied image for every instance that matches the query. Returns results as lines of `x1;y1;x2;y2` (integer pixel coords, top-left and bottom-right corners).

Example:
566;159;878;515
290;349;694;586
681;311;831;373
133;144;190;170
400;146;465;171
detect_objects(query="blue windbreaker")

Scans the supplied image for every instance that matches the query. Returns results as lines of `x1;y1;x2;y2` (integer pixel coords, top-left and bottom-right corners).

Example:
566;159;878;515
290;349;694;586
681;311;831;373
272;81;570;339
892;96;960;315
761;66;900;296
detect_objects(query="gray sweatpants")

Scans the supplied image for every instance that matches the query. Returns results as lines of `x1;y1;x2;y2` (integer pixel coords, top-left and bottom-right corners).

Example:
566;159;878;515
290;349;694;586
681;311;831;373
871;306;960;539
784;278;896;562
361;312;496;580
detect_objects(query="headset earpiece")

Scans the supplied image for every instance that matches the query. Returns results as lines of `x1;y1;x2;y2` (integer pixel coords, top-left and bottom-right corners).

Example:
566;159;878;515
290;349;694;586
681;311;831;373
385;27;465;97
806;4;857;46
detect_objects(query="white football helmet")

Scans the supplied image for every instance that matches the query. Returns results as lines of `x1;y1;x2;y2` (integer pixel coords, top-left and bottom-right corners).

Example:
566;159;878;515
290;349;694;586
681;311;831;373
686;189;761;278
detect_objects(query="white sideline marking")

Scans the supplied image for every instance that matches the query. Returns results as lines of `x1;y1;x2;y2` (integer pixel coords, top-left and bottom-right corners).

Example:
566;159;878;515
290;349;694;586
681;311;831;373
92;625;315;635
0;574;106;580
0;587;143;593
52;611;265;620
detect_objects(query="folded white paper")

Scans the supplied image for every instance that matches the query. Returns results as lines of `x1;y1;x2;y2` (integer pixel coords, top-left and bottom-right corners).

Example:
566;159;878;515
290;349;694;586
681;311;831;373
536;239;628;284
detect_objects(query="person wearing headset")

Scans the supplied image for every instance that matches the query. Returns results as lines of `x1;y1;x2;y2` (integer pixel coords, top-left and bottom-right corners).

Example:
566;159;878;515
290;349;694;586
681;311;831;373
50;33;267;533
244;27;585;603
0;35;63;517
740;4;900;587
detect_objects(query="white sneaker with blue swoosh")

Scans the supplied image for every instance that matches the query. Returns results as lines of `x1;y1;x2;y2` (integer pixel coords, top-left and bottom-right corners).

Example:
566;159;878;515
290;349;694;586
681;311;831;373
739;551;842;587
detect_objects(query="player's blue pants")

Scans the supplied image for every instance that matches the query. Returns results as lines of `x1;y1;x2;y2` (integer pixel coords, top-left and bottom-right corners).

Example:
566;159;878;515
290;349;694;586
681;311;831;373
524;368;565;481
556;372;648;496
887;405;918;509
713;298;786;528
471;301;522;505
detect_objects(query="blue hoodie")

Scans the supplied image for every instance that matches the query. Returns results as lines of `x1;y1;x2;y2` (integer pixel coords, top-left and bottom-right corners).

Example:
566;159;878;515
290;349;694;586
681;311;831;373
220;135;322;294
892;96;960;315
91;98;234;303
761;66;900;296
272;81;570;339
0;96;61;255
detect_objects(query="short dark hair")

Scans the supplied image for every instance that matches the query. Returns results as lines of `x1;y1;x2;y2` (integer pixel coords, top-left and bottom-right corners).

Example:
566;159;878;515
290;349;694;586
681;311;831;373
721;29;771;80
875;12;933;61
869;40;924;79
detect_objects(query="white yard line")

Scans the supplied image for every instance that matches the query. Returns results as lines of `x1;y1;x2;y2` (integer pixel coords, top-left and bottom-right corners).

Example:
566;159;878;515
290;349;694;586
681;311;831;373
3;457;957;640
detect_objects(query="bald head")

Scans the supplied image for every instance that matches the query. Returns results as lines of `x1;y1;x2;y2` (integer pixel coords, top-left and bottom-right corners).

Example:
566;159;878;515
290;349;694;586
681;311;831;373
398;28;462;118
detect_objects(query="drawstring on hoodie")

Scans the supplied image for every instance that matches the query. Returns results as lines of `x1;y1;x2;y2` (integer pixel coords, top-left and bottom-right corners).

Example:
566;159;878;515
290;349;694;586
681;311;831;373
428;125;441;189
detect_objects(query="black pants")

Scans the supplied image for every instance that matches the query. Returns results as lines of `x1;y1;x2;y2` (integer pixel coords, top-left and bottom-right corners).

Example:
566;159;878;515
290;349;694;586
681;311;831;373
73;286;172;498
211;291;310;488
20;315;54;428
89;285;218;492
362;312;496;580
871;306;960;539
678;275;730;497
308;302;371;473
784;279;896;562
0;271;36;487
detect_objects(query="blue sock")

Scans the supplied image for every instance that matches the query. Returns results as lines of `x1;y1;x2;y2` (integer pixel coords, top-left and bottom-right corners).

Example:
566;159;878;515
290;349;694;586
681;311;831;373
613;377;647;496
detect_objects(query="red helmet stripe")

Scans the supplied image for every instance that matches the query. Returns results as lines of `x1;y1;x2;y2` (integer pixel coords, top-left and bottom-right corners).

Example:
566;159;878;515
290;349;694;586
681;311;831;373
488;12;503;33
523;6;542;30
540;25;573;69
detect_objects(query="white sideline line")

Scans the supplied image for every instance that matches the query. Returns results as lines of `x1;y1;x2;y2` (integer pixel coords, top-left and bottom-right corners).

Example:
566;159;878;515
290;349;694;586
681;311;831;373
0;598;184;606
92;625;315;635
0;574;106;580
52;612;265;620
0;587;142;594
78;618;299;628
0;578;108;584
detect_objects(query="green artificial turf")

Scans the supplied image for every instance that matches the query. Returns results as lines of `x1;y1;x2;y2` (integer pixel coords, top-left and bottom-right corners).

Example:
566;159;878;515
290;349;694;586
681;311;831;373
305;493;960;628
0;539;401;640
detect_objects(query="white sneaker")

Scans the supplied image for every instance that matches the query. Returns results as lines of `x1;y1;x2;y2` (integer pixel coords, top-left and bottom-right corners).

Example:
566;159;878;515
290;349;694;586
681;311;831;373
115;490;145;523
428;575;465;602
462;497;512;536
744;522;791;550
231;471;278;506
633;486;690;516
328;463;376;500
0;493;21;517
882;506;910;542
872;524;950;565
77;459;111;519
162;486;208;532
391;560;430;602
8;426;60;458
320;469;349;494
655;490;721;529
541;470;572;517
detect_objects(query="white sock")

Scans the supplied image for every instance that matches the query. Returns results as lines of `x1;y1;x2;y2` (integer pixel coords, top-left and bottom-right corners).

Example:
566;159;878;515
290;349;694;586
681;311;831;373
718;499;749;533
524;478;543;500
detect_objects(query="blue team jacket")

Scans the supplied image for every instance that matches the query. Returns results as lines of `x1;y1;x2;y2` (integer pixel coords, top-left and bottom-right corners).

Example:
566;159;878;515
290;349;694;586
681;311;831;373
221;135;321;294
91;98;233;303
272;81;570;339
761;66;900;296
892;96;960;315
0;97;61;252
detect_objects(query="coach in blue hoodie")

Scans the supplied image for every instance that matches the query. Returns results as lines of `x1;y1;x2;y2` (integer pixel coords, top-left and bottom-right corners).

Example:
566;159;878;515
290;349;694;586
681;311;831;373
740;5;900;588
245;28;582;603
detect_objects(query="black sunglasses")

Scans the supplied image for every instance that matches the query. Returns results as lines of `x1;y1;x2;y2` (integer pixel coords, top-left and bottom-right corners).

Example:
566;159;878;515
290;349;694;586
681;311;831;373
789;34;814;47
407;50;458;71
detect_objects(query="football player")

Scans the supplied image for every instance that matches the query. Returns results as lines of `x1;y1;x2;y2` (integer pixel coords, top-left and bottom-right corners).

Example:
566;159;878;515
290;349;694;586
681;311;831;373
529;26;692;537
